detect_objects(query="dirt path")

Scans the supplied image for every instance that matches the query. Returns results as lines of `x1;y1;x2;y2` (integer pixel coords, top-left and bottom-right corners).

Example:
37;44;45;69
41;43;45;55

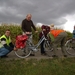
5;48;75;60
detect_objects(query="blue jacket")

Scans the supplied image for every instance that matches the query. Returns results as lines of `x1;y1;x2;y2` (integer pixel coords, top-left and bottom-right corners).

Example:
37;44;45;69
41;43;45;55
73;30;75;38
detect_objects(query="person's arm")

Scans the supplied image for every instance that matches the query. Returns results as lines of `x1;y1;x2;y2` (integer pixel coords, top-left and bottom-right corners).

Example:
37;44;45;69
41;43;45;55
1;38;14;51
41;25;45;30
9;42;14;48
73;30;75;35
21;20;26;32
31;20;36;31
9;42;17;51
4;44;14;51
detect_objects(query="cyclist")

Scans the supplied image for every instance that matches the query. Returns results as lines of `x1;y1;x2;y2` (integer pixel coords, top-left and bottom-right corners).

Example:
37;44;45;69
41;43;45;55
0;29;16;58
39;25;50;55
50;24;67;57
21;14;38;56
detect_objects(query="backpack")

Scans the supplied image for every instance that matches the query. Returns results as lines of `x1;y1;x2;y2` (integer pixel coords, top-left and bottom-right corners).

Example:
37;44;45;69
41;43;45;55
15;35;28;48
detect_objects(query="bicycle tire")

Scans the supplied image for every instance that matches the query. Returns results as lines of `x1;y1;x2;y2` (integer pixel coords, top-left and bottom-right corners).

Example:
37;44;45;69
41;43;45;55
15;48;31;58
65;39;75;56
15;41;32;58
43;40;53;52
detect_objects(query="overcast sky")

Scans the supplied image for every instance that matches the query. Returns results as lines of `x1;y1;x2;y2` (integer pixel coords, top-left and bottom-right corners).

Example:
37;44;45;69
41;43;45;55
0;0;75;32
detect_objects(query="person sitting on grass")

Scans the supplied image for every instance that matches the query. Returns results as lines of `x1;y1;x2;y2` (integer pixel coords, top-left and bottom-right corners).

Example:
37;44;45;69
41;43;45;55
0;29;17;58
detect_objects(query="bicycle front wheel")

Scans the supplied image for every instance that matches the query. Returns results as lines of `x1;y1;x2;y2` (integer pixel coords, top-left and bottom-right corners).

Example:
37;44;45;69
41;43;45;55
65;39;75;56
43;40;53;52
15;47;31;58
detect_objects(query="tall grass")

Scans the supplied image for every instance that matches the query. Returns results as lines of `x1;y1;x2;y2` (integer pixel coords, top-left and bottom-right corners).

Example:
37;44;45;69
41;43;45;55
0;23;72;43
0;24;41;44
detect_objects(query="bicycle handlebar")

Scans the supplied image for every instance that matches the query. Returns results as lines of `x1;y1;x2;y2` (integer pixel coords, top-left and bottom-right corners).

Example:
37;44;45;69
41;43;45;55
25;30;49;39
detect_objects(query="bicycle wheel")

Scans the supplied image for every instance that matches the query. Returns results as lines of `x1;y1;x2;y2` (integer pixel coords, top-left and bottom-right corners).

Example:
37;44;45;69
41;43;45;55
43;40;53;52
15;41;32;58
65;39;75;55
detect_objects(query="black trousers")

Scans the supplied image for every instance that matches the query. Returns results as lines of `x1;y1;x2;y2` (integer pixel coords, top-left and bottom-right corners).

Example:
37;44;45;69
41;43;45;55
40;40;45;54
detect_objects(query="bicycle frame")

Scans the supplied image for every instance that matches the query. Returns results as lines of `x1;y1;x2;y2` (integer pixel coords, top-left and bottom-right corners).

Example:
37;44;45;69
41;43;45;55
27;31;47;52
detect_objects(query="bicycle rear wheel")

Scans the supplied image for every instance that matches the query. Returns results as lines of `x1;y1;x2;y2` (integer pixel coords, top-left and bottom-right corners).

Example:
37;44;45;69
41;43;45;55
65;39;75;56
15;41;32;58
15;48;31;58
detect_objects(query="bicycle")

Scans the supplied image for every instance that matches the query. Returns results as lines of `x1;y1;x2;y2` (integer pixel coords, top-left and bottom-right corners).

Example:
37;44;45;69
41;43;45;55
14;31;53;58
65;38;75;56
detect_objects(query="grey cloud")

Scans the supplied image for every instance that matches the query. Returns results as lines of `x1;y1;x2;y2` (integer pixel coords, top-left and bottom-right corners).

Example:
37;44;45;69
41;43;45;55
0;0;75;25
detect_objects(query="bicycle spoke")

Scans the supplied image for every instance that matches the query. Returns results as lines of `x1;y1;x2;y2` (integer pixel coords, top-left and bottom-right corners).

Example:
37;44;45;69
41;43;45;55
44;40;53;51
66;39;75;55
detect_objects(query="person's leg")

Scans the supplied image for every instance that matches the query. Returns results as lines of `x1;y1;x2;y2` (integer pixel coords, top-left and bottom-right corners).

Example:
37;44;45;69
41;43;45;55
22;32;35;56
28;34;35;56
40;40;47;55
40;40;45;54
52;33;64;57
0;47;9;57
28;34;33;43
61;32;67;57
52;42;58;57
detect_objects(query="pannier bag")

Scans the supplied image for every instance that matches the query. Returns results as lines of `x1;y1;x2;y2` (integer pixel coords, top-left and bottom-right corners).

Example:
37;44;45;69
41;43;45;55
15;35;28;48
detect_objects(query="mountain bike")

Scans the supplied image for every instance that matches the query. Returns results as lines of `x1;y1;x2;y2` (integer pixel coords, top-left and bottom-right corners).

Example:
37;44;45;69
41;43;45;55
14;31;53;58
65;38;75;56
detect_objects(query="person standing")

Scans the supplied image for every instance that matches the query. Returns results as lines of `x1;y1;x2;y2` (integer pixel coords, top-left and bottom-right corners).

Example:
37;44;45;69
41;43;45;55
39;25;50;55
0;29;16;58
73;25;75;39
21;14;37;56
50;25;67;57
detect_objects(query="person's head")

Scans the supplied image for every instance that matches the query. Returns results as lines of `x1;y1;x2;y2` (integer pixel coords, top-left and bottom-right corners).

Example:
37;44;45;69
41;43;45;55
50;24;54;30
5;29;11;37
26;14;32;21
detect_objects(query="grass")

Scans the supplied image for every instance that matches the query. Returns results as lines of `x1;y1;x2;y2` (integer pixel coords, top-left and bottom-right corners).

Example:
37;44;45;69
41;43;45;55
0;57;75;75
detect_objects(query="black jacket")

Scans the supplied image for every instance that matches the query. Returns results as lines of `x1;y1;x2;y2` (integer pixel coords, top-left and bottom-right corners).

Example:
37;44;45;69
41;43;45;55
21;19;36;32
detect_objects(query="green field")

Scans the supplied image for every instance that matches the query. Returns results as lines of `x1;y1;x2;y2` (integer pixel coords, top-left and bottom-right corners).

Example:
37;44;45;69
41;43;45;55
0;57;75;75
